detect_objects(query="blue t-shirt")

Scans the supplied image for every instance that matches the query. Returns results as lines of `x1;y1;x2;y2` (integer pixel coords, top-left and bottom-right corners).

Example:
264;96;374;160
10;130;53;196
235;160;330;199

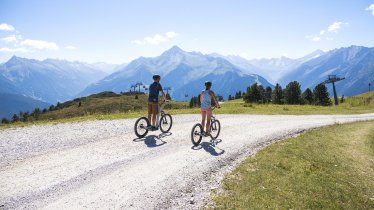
148;82;162;102
201;90;212;109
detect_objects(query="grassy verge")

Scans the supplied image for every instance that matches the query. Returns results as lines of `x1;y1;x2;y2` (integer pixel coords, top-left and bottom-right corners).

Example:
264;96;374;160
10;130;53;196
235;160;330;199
1;92;373;129
210;121;374;209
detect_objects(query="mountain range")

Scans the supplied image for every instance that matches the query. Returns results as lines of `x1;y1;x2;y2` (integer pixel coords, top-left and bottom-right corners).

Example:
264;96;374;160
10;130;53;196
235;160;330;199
0;57;119;118
1;45;373;118
80;46;273;100
279;46;374;96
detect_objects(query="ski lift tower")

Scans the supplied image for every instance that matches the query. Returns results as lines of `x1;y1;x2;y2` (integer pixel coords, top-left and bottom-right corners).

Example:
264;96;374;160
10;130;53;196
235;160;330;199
163;87;171;95
135;82;144;92
322;75;345;106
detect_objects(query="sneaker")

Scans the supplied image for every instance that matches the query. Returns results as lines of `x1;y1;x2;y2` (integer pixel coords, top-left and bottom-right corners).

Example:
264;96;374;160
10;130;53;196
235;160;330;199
151;126;157;131
201;131;206;136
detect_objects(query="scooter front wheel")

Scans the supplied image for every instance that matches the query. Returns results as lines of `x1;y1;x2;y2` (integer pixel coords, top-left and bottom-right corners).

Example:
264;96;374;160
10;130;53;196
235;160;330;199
191;123;203;146
160;114;173;133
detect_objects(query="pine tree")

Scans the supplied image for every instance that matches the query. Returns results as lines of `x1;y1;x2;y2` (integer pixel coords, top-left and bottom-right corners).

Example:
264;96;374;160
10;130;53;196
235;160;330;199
272;83;283;104
19;111;24;121
284;81;302;104
189;97;194;108
302;88;314;105
265;86;272;103
1;118;9;124
313;84;332;106
244;83;261;103
258;85;265;103
31;108;41;120
22;112;29;122
12;114;19;122
340;95;345;103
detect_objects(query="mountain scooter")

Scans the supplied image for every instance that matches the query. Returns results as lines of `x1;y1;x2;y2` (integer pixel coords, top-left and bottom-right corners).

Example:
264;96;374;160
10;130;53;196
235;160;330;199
134;101;172;138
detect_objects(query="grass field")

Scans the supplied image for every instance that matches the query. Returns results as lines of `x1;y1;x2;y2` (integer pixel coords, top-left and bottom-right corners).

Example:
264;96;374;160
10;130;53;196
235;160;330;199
1;91;373;129
210;120;374;209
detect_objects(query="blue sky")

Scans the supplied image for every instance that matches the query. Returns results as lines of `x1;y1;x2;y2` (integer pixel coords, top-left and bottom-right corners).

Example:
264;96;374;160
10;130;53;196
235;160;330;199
0;0;374;64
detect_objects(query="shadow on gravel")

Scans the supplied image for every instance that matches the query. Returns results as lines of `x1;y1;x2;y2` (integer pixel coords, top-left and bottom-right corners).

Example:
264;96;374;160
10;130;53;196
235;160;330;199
191;139;225;156
133;132;172;148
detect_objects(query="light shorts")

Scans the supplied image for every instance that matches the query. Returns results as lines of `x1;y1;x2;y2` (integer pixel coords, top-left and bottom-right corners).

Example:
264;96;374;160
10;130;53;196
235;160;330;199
201;108;212;118
148;102;158;115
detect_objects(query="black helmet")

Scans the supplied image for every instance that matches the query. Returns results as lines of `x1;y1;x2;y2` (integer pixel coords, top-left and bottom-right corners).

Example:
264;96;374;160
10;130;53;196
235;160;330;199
205;81;212;86
153;74;161;80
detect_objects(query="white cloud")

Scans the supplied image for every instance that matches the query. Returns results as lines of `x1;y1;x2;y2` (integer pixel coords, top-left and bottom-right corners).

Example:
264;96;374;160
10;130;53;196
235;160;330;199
1;35;18;43
327;21;348;33
239;53;249;59
133;31;178;45
366;4;374;15
1;35;22;43
0;23;15;31
165;31;177;38
308;21;348;41
65;45;77;50
312;36;321;41
0;47;29;52
20;39;59;50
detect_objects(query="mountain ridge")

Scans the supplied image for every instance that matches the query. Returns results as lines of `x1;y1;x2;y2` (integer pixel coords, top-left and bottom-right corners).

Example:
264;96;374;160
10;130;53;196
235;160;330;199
79;46;274;100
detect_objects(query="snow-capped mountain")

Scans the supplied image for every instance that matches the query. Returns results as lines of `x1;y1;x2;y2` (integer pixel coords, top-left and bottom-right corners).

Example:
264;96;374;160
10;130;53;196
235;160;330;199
246;50;326;82
279;46;374;96
86;62;122;74
80;46;274;100
209;50;325;83
0;56;108;103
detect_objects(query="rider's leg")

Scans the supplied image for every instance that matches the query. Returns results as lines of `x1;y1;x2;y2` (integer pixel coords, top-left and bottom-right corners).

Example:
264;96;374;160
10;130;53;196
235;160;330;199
205;108;212;135
201;109;206;132
151;102;158;126
147;102;152;125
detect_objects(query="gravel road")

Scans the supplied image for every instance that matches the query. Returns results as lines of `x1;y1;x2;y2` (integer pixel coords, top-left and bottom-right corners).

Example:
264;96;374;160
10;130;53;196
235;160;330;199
1;113;374;209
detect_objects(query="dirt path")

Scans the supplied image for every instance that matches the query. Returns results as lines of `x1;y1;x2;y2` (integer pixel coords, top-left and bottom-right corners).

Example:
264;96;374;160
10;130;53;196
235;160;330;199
1;114;374;209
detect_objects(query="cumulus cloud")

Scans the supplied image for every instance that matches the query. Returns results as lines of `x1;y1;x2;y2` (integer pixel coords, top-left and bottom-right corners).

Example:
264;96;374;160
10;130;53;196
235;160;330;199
133;31;178;45
0;23;61;54
65;45;77;50
312;36;321;42
0;47;30;52
165;31;177;38
20;39;59;50
327;21;348;33
307;21;348;41
1;35;19;43
366;4;374;15
0;23;15;31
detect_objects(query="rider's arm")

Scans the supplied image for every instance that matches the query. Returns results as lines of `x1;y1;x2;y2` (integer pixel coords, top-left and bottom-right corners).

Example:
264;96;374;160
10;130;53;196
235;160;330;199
210;91;221;108
159;84;167;101
161;90;167;101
